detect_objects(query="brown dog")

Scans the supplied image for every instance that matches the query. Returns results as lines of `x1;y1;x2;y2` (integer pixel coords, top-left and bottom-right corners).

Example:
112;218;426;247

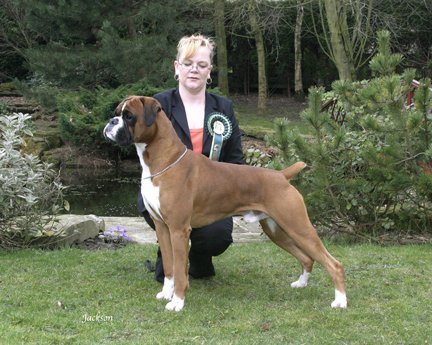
103;96;347;312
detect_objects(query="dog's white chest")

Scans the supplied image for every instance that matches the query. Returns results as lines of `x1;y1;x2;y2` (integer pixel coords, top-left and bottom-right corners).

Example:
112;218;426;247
136;144;163;221
141;173;162;221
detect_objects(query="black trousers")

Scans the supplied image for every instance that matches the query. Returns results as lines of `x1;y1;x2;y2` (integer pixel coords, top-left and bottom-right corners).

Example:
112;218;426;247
141;209;233;257
138;193;233;280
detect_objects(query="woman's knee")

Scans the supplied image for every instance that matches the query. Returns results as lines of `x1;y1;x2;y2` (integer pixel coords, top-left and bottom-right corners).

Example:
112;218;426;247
190;218;233;256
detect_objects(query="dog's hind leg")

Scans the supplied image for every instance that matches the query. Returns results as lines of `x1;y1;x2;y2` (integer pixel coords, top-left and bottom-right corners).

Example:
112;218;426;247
266;191;347;308
300;231;347;308
276;217;347;308
260;218;314;288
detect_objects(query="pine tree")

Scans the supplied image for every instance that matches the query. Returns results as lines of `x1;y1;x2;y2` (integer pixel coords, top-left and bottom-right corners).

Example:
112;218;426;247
18;0;190;88
268;31;432;239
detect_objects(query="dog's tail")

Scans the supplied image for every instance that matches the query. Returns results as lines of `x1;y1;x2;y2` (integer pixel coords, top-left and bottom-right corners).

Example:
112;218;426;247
282;161;307;180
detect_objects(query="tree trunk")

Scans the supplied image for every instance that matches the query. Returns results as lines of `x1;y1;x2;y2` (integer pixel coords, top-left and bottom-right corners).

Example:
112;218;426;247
294;0;305;101
248;0;267;110
125;0;137;38
214;0;229;95
323;0;354;81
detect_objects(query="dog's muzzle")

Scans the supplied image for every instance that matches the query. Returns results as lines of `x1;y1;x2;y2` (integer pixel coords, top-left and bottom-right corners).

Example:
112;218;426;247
103;116;132;146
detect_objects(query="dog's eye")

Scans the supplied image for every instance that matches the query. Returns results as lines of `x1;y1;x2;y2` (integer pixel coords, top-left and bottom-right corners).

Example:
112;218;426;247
123;112;134;122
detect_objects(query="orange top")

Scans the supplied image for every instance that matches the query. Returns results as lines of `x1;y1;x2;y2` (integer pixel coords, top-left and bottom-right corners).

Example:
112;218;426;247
189;128;204;153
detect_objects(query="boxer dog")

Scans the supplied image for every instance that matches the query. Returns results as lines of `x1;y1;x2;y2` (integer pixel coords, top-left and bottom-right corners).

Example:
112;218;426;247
103;96;347;312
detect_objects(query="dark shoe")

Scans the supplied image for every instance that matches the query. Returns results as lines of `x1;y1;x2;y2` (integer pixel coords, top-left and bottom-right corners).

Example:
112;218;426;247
154;249;165;283
145;249;164;283
188;253;215;279
149;249;216;282
144;259;155;272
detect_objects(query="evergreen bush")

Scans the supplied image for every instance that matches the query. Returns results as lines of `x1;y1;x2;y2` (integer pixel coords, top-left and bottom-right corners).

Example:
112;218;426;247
15;75;61;112
268;31;432;239
0;112;65;248
57;80;162;154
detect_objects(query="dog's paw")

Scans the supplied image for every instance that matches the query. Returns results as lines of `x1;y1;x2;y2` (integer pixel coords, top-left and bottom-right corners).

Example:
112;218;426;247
165;294;184;312
290;271;310;288
156;290;173;301
291;280;308;288
156;277;174;301
331;289;347;308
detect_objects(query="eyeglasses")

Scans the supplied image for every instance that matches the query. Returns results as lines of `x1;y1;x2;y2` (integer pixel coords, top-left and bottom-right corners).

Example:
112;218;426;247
178;61;212;71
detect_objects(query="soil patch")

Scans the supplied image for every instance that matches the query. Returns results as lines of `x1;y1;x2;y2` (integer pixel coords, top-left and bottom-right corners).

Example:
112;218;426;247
72;236;130;250
242;135;278;157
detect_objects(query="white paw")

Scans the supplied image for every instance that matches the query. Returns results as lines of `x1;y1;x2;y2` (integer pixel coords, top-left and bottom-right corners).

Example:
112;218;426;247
156;277;174;301
156;290;173;300
165;294;184;312
331;289;347;308
291;280;308;288
290;271;310;288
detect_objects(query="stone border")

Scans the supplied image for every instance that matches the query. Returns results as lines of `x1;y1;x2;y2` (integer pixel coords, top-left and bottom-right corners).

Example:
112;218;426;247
101;216;268;244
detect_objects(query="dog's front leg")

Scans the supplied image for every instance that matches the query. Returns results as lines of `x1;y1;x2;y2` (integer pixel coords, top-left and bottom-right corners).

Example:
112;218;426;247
164;226;191;312
154;221;175;302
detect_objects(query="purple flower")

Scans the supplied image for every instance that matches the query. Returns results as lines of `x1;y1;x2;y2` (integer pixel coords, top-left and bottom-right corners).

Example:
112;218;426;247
104;225;132;241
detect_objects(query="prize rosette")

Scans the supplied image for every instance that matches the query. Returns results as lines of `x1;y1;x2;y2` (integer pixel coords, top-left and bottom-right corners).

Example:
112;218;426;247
206;113;232;161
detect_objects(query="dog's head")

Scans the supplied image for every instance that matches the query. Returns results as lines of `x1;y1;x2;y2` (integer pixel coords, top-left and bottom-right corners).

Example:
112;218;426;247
103;96;162;146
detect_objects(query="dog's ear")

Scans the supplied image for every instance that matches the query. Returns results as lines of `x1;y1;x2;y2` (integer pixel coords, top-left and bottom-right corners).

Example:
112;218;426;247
141;97;161;127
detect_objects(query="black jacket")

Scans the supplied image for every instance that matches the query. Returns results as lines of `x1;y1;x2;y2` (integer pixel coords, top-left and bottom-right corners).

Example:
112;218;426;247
154;88;244;164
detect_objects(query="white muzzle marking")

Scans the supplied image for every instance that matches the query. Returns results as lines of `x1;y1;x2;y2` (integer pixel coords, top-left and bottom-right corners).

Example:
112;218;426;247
103;117;125;142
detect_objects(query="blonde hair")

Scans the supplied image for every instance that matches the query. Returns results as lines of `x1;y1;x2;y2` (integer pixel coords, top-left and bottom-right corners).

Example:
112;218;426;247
176;34;215;62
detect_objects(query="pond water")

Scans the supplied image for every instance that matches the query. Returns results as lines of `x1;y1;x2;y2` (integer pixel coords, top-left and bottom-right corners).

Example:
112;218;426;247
61;168;142;217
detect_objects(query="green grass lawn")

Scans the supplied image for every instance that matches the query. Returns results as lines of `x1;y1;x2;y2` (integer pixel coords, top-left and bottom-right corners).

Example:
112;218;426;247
233;95;309;139
1;242;431;344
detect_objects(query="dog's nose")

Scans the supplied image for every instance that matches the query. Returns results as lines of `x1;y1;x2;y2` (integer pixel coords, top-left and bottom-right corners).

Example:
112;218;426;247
110;117;119;125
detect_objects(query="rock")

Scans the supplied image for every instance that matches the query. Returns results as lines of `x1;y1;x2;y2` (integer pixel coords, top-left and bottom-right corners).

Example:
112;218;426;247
8;105;39;114
41;144;115;169
47;214;105;246
22;128;62;158
0;91;23;97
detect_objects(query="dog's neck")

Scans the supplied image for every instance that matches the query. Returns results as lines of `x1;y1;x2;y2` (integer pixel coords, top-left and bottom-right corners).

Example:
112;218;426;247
136;112;186;176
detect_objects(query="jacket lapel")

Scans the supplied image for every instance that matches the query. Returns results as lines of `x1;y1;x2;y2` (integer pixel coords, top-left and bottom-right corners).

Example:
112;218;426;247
171;89;192;148
203;92;218;152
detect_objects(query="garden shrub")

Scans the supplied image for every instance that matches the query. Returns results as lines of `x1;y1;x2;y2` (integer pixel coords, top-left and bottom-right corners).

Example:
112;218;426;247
244;147;272;167
15;76;61;112
58;80;162;155
0;101;10;114
0;112;65;248
268;31;432;239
